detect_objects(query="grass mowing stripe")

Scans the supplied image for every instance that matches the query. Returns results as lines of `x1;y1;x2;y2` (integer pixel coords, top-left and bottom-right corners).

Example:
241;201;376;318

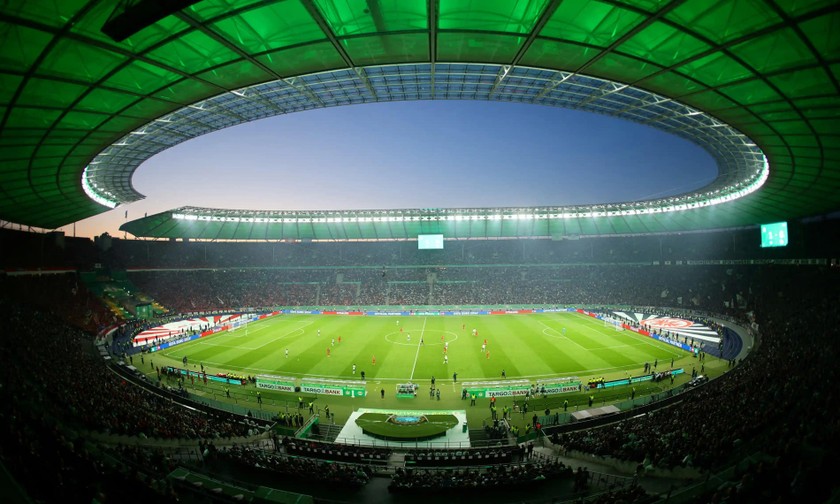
582;320;683;360
567;312;683;359
251;321;313;350
592;320;685;358
165;317;309;366
551;318;619;370
155;312;697;385
529;316;590;373
408;317;427;381
537;319;591;352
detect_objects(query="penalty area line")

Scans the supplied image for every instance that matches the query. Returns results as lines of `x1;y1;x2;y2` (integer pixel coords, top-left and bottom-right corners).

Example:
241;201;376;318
408;317;427;382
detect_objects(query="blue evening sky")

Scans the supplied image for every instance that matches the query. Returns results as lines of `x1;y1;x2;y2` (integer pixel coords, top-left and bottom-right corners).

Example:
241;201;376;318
62;100;716;238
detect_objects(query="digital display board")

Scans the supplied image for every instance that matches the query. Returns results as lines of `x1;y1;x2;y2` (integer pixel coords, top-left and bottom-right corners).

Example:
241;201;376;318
760;222;788;248
418;234;444;250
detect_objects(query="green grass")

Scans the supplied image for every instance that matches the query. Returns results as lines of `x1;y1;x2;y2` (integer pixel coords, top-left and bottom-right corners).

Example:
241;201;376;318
155;312;684;382
355;413;458;440
144;312;723;429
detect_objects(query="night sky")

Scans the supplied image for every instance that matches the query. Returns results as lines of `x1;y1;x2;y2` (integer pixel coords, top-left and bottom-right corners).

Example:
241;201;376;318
61;100;716;238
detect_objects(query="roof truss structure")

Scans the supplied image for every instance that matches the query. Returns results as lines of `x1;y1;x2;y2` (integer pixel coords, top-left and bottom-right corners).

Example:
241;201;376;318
0;0;838;237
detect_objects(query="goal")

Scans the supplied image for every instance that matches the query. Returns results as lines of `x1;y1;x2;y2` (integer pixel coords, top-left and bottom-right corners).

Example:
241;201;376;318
227;318;248;335
603;317;624;332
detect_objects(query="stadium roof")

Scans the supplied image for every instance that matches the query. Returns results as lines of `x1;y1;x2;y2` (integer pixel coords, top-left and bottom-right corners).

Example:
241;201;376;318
1;1;838;237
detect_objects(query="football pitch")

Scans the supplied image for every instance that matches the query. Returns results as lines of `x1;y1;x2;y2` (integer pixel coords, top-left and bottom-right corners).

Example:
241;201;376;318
156;311;687;384
145;310;721;427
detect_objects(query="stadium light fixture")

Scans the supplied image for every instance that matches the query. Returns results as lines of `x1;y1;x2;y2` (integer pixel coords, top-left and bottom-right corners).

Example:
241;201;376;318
166;154;767;227
98;63;768;226
82;166;118;209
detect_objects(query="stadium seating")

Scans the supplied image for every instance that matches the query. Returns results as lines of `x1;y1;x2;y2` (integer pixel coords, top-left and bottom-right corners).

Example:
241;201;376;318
284;438;391;465
390;456;571;492
404;445;521;466
1;225;839;502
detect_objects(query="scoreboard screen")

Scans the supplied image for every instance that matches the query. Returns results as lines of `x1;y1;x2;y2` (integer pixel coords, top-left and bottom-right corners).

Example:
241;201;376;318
417;234;444;250
760;222;788;248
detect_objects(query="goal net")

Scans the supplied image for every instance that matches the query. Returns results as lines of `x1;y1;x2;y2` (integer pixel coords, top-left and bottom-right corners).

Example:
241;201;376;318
603;317;624;331
227;319;248;333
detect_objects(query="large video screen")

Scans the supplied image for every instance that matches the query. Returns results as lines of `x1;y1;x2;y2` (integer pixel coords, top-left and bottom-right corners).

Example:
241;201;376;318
760;222;788;248
417;234;444;250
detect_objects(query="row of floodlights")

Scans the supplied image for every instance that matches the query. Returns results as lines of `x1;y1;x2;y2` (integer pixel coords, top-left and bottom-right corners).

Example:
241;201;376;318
86;156;766;220
170;160;767;225
84;64;766;214
82;167;119;208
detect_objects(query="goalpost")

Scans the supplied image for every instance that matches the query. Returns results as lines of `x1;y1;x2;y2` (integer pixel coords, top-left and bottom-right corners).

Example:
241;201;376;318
227;317;249;335
603;317;624;332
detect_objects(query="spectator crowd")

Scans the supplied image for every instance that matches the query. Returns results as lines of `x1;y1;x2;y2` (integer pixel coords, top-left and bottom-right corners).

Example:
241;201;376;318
1;229;838;502
123;263;755;315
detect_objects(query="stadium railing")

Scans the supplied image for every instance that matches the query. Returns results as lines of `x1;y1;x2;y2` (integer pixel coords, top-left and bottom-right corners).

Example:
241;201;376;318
107;360;274;432
190;393;276;422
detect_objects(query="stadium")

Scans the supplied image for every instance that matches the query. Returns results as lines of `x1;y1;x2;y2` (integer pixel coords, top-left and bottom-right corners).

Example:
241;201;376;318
1;1;838;503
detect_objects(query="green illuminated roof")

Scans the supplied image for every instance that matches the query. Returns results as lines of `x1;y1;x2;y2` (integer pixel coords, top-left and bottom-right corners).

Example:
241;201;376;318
1;0;838;235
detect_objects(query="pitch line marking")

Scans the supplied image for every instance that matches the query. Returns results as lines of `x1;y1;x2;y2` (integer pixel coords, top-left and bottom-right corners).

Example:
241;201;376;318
586;342;649;350
166;358;654;383
170;320;312;353
251;320;314;350
196;341;261;351
538;321;590;351
541;328;650;351
384;329;458;346
408;317;427;381
575;319;683;359
541;327;575;341
197;325;307;351
228;323;270;338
